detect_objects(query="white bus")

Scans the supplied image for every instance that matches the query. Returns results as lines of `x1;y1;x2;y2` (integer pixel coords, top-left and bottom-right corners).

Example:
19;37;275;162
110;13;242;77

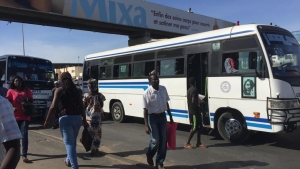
82;24;300;143
0;55;55;117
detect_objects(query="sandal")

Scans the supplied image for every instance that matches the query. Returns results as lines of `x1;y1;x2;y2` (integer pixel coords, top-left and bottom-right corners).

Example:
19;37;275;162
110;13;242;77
184;144;194;149
64;159;71;167
196;144;207;148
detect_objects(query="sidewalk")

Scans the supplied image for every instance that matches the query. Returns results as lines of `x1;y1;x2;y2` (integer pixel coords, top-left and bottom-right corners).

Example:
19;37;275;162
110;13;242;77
16;130;151;169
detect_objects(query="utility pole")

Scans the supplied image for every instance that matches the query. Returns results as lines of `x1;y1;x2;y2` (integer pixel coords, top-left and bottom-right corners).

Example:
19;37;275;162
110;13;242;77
78;56;80;77
22;23;25;56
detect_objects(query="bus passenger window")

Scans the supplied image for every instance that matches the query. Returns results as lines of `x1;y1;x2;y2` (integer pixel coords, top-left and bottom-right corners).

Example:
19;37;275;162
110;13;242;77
223;51;260;74
133;61;155;77
99;67;105;78
160;59;175;76
113;65;119;78
145;61;155;76
133;62;144;77
114;64;131;78
99;67;111;79
175;58;184;75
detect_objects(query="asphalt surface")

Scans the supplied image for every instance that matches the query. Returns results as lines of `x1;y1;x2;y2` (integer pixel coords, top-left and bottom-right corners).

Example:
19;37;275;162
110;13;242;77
17;116;300;169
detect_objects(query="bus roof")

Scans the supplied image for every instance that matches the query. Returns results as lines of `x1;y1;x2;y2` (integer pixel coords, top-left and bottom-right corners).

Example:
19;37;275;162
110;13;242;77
85;24;284;61
0;54;52;62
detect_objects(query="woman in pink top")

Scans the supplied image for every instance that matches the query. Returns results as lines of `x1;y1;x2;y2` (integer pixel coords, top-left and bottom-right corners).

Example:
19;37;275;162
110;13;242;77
6;76;33;163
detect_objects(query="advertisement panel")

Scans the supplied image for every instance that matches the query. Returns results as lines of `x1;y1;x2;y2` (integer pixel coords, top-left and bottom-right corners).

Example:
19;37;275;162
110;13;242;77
0;0;235;35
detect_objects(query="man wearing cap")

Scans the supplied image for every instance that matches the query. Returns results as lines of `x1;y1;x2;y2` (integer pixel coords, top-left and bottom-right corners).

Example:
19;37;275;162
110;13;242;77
51;81;60;129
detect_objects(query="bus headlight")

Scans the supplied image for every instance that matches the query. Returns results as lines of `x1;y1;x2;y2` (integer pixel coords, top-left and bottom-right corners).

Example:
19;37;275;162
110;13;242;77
268;98;300;110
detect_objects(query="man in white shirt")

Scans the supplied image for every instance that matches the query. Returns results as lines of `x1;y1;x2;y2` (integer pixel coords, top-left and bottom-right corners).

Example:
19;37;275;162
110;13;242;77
0;96;22;169
143;74;173;169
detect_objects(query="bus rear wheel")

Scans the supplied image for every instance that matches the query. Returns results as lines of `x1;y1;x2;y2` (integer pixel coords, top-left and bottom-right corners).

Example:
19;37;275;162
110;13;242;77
111;102;126;123
217;111;249;144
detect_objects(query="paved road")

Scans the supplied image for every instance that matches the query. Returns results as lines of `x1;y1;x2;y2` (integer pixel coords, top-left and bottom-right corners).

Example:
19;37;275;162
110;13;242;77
18;116;300;169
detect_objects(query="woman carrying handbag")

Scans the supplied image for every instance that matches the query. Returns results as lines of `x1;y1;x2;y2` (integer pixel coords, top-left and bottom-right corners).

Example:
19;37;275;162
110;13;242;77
6;76;33;163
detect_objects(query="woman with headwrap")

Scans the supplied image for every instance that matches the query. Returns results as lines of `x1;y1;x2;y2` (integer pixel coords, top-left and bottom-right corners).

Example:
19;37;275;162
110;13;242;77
83;78;106;155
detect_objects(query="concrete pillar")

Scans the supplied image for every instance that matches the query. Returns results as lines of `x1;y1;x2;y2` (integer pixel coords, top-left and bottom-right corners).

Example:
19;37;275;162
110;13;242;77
128;31;152;46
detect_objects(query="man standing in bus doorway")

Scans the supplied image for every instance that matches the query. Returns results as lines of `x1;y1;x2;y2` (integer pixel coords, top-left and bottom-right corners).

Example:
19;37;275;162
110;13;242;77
184;77;206;149
51;81;60;129
143;73;173;169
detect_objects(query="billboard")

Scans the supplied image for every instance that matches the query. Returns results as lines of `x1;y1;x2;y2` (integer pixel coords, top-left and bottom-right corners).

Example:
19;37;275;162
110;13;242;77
0;0;235;35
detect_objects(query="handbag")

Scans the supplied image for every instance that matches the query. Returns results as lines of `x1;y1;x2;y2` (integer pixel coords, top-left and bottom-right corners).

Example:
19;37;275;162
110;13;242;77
22;88;34;116
80;127;93;152
166;122;178;150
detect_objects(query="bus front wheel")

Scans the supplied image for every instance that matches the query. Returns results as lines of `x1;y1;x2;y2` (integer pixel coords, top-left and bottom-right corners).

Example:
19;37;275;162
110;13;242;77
217;112;249;144
111;102;126;123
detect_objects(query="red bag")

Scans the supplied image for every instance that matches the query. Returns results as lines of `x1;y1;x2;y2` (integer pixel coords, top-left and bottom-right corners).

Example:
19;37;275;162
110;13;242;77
166;122;178;150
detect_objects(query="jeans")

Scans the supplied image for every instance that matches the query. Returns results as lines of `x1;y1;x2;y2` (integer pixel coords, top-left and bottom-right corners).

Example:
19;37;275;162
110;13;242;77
59;115;82;169
17;120;29;157
146;114;167;166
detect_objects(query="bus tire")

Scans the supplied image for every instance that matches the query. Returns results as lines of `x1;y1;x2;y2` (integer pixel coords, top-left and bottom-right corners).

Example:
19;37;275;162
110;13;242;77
111;102;126;123
217;111;249;144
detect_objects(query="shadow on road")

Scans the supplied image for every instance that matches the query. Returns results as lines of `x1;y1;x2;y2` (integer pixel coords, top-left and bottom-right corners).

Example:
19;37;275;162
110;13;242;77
167;160;269;169
110;147;148;157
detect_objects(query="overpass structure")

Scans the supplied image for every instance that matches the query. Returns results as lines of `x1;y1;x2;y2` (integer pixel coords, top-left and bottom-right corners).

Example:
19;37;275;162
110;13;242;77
0;0;234;46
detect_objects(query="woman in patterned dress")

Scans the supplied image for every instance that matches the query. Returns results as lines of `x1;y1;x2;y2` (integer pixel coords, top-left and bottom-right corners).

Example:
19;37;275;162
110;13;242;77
83;78;106;155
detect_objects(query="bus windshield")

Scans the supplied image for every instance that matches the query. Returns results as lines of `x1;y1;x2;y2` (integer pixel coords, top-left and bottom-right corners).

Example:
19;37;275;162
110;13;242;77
260;29;300;86
7;56;55;82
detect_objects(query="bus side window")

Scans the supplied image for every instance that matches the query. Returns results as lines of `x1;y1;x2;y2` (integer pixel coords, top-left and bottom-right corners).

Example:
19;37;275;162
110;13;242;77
90;65;98;79
0;61;6;81
114;64;131;78
157;58;184;76
99;66;113;79
175;58;184;75
133;62;155;77
222;51;260;74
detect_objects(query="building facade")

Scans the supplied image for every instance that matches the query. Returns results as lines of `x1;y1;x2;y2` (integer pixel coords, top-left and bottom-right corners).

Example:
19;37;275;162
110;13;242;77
53;63;83;80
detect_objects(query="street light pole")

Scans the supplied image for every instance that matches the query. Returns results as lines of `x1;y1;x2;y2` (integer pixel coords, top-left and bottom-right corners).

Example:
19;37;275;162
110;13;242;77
77;56;80;77
22;23;25;56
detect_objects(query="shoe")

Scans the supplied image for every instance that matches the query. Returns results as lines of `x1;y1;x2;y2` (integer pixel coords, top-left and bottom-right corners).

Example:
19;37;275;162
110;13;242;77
52;125;59;129
22;157;30;163
156;165;164;169
184;143;195;149
196;143;207;148
91;149;97;156
64;159;71;167
146;156;154;166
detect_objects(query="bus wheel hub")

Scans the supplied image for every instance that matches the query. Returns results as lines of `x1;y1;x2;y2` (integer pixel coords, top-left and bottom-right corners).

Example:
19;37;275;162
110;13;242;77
113;107;120;119
225;119;242;135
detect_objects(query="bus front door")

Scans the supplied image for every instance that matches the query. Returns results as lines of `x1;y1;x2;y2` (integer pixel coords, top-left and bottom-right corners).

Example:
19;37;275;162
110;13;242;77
187;53;210;125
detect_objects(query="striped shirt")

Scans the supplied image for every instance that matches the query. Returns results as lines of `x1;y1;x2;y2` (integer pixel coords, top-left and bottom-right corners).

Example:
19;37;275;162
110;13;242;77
0;96;22;164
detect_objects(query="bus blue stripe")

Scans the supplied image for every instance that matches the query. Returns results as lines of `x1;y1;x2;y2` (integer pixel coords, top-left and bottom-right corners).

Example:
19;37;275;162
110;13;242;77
210;113;269;123
99;82;149;85
245;117;269;123
170;109;188;114
86;30;254;60
100;85;148;90
246;122;272;129
166;113;188;118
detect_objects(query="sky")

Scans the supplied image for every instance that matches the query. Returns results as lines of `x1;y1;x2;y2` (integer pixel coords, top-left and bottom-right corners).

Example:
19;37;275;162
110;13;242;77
0;0;299;63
